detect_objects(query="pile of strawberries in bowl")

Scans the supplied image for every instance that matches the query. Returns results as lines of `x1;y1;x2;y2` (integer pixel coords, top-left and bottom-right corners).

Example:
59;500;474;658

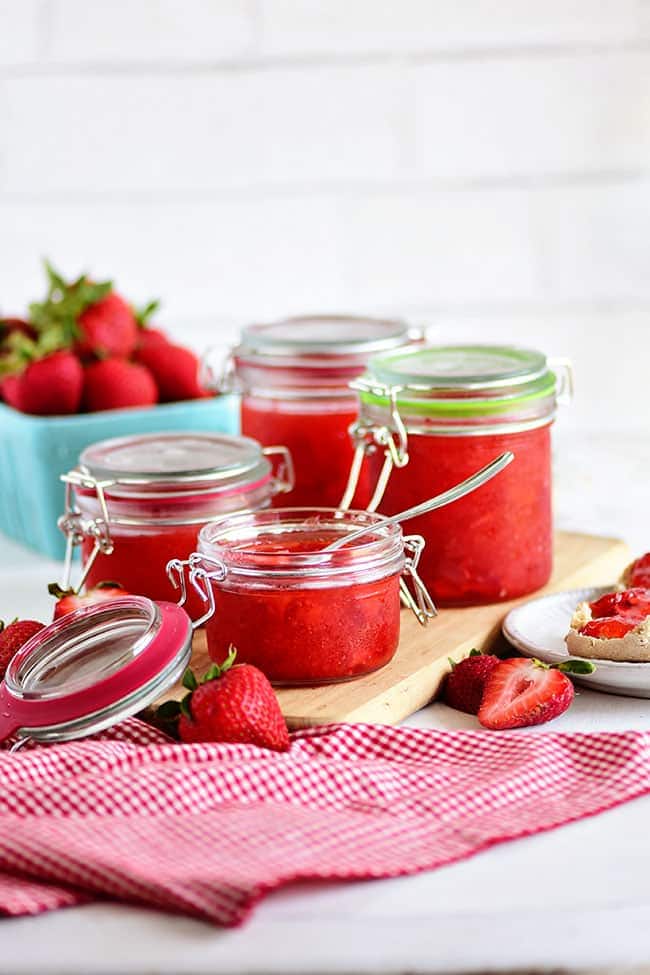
0;263;210;415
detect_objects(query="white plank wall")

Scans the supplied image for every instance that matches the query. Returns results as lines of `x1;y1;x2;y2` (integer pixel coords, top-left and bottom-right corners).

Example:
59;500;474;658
0;0;648;450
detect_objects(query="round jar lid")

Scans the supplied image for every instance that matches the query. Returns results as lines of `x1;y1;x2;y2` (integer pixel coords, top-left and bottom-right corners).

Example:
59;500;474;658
0;596;192;745
238;315;416;359
79;431;271;496
363;344;556;418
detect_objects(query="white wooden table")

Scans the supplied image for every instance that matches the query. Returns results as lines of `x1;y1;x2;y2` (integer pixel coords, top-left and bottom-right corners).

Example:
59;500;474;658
1;481;649;974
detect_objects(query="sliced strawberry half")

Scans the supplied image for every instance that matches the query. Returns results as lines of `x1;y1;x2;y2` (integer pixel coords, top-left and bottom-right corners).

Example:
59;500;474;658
49;581;129;621
478;658;579;730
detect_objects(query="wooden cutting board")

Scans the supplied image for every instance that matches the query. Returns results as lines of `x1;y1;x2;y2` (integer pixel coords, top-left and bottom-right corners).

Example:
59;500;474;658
158;531;630;730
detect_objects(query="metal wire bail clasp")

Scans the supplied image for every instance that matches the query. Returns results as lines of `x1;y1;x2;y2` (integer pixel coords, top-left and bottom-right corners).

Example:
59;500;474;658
166;554;227;631
547;356;575;408
199;347;243;395
262;445;295;496
401;535;437;625
57;469;115;592
340;381;409;512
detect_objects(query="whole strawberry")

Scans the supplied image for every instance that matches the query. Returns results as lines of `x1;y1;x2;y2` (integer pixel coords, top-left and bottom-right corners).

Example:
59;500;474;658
49;581;129;620
0;619;45;679
136;342;210;402
478;657;594;730
442;649;500;714
29;262;140;360
82;359;158;412
2;348;84;415
158;648;290;751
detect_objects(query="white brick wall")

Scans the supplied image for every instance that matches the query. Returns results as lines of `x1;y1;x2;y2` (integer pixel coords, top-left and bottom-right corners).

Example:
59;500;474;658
0;0;648;437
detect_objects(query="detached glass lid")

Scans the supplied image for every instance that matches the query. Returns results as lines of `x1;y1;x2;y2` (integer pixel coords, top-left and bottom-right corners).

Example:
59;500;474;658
238;315;417;359
78;431;271;496
0;596;192;746
361;344;558;416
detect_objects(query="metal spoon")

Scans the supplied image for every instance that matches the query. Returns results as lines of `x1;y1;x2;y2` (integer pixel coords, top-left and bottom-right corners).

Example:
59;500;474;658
323;451;515;552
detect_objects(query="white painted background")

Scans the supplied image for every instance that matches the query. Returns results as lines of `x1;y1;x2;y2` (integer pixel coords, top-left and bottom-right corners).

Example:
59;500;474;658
0;1;648;546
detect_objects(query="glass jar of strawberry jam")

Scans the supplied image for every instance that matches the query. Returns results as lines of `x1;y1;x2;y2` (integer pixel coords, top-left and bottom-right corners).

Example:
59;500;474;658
346;345;573;607
57;432;294;620
216;316;422;508
192;507;435;684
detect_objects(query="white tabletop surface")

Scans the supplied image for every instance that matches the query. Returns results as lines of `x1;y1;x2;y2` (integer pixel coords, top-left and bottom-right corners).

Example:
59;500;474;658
1;443;649;975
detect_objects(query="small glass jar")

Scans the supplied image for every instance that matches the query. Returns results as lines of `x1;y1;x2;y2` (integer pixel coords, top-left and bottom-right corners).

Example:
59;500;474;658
194;507;434;684
347;345;572;606
57;432;293;620
216;315;422;508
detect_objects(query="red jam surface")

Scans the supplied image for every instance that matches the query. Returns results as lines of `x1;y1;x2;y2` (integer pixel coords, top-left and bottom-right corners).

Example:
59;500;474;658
82;523;205;620
579;587;650;639
204;531;401;684
628;554;650;588
241;398;369;508
365;425;552;606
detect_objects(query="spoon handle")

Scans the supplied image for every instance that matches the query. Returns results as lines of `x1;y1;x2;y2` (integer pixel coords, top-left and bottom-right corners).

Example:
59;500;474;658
324;451;515;552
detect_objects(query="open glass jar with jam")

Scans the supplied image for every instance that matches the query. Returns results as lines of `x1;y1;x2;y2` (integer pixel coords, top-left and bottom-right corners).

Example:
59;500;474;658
191;507;435;684
344;345;573;606
57;432;294;620
215;315;422;508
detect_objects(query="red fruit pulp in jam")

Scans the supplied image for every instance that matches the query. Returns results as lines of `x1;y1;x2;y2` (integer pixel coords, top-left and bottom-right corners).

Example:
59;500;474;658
241;398;369;508
82;523;205;620
628;554;650;588
364;425;552;606
579;587;650;639
204;532;401;684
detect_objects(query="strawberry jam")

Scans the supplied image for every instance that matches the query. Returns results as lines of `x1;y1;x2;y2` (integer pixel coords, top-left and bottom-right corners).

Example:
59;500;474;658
60;432;293;621
627;554;650;588
197;508;430;684
228;315;421;507
578;587;650;639
353;345;567;606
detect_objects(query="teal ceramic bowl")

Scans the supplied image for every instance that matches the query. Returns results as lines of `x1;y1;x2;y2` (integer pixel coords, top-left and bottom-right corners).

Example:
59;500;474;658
0;396;238;559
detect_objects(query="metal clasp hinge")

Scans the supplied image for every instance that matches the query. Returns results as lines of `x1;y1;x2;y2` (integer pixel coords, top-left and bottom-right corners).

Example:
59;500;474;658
56;470;115;592
548;356;575;407
166;554;226;630
339;383;408;512
262;445;295;496
401;534;437;625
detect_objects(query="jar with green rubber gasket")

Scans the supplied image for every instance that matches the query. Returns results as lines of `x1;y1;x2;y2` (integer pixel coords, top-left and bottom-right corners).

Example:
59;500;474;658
343;345;573;606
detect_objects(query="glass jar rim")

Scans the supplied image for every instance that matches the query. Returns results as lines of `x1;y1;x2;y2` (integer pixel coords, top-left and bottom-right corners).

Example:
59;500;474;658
359;344;557;420
76;431;272;500
197;507;405;579
235;315;418;363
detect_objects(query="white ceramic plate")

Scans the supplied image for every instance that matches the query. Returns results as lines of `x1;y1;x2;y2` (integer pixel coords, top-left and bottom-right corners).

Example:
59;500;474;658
503;586;650;699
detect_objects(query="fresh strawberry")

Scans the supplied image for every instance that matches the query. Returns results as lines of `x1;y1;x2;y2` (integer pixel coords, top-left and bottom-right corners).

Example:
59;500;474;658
136;342;209;402
82;358;158;412
29;262;140;360
627;554;650;589
1;349;84;415
0;619;45;679
49;581;129;620
478;657;593;730
76;292;138;359
158;648;290;751
442;649;500;714
136;327;170;355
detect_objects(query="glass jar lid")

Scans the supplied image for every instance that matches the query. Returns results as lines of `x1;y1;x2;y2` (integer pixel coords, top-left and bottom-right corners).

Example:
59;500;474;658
237;315;417;361
0;596;192;745
79;431;272;498
361;344;557;418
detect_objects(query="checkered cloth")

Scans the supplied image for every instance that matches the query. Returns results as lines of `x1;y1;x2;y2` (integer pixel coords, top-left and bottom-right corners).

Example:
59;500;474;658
0;719;649;925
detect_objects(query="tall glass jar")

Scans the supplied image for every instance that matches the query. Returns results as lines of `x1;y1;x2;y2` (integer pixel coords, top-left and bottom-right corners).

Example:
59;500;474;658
57;432;293;619
218;315;422;508
195;507;435;684
347;345;572;606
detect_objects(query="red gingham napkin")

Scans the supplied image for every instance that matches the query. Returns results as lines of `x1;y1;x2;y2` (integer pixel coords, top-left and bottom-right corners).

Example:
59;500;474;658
1;718;649;925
